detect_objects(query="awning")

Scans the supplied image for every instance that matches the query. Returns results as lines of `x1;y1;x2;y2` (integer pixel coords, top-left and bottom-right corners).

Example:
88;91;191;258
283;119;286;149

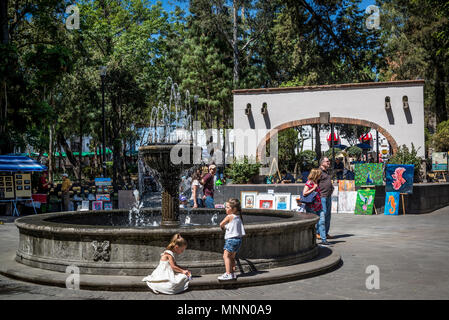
0;155;47;172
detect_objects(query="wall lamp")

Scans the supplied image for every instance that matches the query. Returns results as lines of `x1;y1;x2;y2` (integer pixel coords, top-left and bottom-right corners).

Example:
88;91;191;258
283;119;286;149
245;103;251;115
261;102;268;115
385;96;391;111
403;96;409;110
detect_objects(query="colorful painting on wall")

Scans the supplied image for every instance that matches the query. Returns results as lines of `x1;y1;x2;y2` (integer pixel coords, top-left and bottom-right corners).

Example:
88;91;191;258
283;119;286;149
354;189;376;215
338;180;355;191
384;192;400;215
385;164;414;194
355;163;383;186
337;191;357;213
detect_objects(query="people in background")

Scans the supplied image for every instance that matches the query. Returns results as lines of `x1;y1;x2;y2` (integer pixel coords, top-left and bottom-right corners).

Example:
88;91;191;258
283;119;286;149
201;164;217;208
280;170;295;184
334;157;344;180
38;171;49;194
318;157;334;241
61;173;72;211
302;168;328;245
190;170;204;208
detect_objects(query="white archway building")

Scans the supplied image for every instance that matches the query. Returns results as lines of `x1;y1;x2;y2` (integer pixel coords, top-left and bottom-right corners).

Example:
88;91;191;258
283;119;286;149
232;80;425;162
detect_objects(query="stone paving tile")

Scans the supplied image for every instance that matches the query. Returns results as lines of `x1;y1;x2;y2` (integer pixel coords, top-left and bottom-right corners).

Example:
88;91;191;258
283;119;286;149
1;207;449;300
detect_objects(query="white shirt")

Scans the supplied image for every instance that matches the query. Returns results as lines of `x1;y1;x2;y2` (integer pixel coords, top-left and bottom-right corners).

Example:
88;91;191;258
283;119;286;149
225;214;246;239
190;179;203;201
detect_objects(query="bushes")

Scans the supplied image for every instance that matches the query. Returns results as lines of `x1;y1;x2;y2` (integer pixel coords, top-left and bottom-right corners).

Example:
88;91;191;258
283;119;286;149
297;150;318;172
346;146;363;158
225;157;261;184
388;143;422;182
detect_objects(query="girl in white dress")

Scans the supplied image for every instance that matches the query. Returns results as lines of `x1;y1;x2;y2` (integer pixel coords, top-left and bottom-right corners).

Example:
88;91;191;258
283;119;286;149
142;234;191;294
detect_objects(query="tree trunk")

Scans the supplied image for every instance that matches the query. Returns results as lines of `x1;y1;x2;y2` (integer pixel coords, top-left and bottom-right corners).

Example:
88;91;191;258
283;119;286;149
48;125;53;183
57;131;80;180
0;0;8;44
232;0;239;88
314;124;321;160
435;65;448;124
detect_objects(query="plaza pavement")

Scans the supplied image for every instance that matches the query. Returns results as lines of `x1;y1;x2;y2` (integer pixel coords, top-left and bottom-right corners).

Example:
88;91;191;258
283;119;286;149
1;206;449;300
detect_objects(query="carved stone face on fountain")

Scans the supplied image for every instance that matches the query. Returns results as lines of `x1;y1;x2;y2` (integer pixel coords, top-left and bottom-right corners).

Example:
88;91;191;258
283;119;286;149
139;143;195;227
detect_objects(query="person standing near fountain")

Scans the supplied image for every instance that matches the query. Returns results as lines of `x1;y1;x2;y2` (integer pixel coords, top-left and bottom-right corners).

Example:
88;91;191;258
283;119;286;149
189;170;204;208
61;174;72;211
218;198;246;281
142;234;191;294
201;164;216;208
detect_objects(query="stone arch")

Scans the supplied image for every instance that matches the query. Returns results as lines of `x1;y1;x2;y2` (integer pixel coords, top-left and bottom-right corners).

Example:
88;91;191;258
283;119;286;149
256;117;399;161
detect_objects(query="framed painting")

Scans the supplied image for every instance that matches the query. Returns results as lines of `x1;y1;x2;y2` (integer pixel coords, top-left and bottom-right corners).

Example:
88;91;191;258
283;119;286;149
337;191;357;213
103;202;113;211
331;188;339;213
256;193;275;209
355;163;383;186
354;189;376;215
290;195;302;210
92;201;103;211
274;193;291;210
384;192;400;215
241;191;258;209
385;164;414;194
338;180;355;191
96;194;111;201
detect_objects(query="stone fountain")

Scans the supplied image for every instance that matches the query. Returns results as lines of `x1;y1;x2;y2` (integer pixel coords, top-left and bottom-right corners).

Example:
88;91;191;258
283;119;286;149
4;78;340;289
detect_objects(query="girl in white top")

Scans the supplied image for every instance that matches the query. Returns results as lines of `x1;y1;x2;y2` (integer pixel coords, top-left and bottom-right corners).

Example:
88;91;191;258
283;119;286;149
218;198;246;281
142;234;191;294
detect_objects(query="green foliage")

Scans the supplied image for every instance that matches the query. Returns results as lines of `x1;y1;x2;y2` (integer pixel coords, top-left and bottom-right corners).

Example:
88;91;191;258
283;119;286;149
432;120;449;152
346;146;363;158
388;144;422;181
225;157;261;184
278;128;299;171
325;148;342;159
297;150;318;172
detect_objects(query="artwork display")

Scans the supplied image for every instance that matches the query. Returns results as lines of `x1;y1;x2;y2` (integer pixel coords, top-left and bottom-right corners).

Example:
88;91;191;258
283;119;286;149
338;180;355;191
354;189;376;215
290;195;302;211
355;163;383;186
384;192;400;215
241;191;258;209
80;201;90;211
92;201;103;211
256;193;275;209
431;152;448;171
385;164;414;194
103;202;113;211
274;193;291;210
331;188;339;213
96;194;111;201
337;191;357;213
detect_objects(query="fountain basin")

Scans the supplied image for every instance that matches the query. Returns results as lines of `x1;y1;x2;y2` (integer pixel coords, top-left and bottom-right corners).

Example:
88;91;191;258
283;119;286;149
15;209;319;276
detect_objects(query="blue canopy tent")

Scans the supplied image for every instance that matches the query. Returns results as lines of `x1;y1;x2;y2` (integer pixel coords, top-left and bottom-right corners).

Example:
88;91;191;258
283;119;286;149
356;143;372;150
0;155;47;172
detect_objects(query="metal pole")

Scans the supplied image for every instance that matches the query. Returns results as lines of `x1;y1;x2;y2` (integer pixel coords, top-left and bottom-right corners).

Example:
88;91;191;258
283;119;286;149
101;76;106;178
331;123;335;176
376;130;379;163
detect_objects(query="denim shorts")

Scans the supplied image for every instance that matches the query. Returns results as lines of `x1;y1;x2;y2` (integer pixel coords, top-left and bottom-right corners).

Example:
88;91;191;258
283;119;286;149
223;237;242;253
